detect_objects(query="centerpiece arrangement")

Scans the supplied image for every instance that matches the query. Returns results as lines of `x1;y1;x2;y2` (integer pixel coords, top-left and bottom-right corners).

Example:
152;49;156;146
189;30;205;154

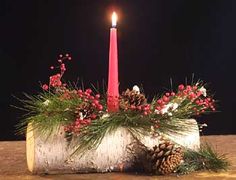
15;12;229;175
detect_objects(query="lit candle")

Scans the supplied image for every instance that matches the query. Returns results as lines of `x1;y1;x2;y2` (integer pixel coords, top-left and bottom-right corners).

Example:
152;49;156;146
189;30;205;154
107;12;119;112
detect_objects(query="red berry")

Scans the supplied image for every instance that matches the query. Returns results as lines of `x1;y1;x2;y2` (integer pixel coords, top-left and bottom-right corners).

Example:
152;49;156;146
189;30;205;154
163;96;169;102
186;85;192;91
92;103;96;107
86;88;92;94
178;84;185;91
42;84;49;90
189;93;196;99
171;92;175;96
157;99;163;104
93;100;99;105
95;94;100;99
66;53;69;57
68;57;72;60
89;96;95;100
143;106;149;111
137;106;142;110
58;59;62;63
59;54;63;58
91;114;97;120
143;111;148;116
98;105;103;110
197;91;202;96
50;66;54;70
165;92;170;96
156;106;161;110
130;105;136;110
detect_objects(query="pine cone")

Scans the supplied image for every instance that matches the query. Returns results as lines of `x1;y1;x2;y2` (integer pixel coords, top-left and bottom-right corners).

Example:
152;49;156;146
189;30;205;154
75;102;95;119
120;89;147;109
146;142;183;175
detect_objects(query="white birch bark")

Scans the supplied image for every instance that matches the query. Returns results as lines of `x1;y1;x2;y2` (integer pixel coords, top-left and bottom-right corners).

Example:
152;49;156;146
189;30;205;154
26;119;200;174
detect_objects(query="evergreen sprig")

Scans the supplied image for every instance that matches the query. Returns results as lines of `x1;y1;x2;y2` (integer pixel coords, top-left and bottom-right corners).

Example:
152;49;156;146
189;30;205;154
15;91;82;137
70;111;197;156
177;143;230;174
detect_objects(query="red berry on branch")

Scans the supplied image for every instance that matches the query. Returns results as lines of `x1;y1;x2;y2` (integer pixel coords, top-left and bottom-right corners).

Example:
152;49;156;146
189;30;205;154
143;111;148;116
193;86;198;90
58;59;62;63
183;90;188;94
156;106;161;111
59;54;63;58
92;103;96;107
171;92;175;96
178;84;185;91
189;93;196;99
163;96;169;102
50;66;54;70
137;106;142;110
93;100;99;105
42;84;49;90
95;94;100;99
186;85;192;91
86;88;92;94
89;96;95;100
157;99;163;104
66;53;69;57
130;105;136;110
91;114;97;120
68;57;72;60
98;105;103;111
165;92;170;96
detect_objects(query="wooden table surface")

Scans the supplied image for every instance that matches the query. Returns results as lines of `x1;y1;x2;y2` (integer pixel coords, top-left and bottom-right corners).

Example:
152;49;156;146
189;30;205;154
0;135;236;180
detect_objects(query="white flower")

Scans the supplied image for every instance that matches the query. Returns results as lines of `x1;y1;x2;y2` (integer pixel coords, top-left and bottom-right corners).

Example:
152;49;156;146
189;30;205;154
79;112;84;120
102;113;110;119
171;103;179;111
43;99;50;106
155;103;179;115
132;85;140;94
199;86;207;97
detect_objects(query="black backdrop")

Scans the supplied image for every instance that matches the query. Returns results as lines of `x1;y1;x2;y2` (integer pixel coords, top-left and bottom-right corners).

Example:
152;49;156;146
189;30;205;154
1;0;236;140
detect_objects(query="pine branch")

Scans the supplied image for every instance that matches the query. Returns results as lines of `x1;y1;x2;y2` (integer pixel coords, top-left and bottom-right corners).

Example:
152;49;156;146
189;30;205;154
177;143;230;174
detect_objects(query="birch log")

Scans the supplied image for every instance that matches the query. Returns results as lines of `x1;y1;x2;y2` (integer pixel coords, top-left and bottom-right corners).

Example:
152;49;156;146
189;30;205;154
26;119;200;174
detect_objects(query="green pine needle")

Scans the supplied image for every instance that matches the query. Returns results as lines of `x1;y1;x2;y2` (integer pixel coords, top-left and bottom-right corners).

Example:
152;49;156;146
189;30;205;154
177;143;230;174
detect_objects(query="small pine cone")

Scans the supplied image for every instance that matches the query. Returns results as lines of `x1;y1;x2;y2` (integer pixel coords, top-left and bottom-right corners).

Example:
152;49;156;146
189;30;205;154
158;149;183;175
145;141;183;175
120;89;147;109
76;102;95;119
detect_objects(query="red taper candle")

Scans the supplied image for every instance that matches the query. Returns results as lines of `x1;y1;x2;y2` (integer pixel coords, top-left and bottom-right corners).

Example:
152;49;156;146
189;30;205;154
107;12;119;112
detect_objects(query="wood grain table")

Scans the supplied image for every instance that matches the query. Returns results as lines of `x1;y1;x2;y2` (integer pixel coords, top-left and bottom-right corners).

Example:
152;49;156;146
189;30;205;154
0;135;235;180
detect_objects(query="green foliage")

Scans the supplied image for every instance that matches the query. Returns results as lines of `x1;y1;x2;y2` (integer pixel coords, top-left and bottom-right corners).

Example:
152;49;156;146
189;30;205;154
177;143;230;174
15;91;83;137
71;111;197;156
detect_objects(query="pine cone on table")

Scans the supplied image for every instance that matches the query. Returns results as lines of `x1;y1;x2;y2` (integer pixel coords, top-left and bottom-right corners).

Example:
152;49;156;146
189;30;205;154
145;141;183;175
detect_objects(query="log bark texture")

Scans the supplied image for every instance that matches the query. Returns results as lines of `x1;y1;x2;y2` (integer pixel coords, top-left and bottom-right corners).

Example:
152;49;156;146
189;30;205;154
26;119;200;174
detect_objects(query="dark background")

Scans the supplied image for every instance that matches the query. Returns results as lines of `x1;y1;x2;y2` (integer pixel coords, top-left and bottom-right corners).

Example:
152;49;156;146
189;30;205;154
1;0;235;140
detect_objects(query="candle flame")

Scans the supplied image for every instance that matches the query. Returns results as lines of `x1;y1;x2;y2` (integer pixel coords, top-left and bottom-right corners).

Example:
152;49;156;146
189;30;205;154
112;12;117;27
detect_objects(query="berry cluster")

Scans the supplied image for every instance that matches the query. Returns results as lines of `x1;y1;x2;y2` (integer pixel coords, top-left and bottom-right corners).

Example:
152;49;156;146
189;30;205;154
128;104;152;116
64;89;103;134
42;53;72;90
154;83;216;116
